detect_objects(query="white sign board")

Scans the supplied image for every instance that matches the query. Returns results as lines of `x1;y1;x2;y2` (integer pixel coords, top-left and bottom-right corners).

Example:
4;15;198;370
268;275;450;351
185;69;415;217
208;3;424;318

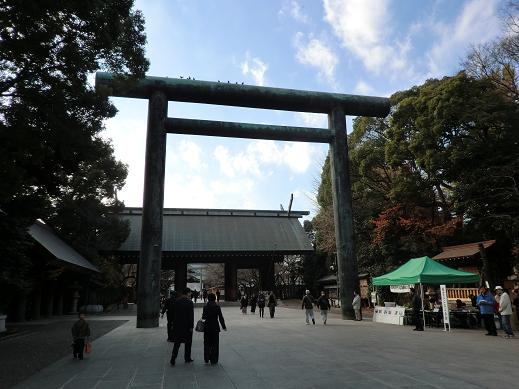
390;284;413;293
440;284;450;331
372;306;406;325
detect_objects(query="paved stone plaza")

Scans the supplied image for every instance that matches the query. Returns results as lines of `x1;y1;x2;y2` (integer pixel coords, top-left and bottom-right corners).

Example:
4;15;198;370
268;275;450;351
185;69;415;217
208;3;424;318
11;306;519;389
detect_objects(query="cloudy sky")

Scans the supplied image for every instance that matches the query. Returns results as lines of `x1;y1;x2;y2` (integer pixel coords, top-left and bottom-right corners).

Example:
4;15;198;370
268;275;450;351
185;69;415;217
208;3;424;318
102;0;505;218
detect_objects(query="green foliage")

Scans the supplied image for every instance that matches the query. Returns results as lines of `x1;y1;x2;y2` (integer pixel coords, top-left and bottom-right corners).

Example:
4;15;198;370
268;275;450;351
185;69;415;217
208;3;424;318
312;71;519;283
0;1;148;307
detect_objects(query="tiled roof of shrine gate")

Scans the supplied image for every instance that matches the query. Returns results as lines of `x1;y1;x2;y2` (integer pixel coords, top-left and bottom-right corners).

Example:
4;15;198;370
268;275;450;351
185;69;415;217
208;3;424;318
114;207;314;254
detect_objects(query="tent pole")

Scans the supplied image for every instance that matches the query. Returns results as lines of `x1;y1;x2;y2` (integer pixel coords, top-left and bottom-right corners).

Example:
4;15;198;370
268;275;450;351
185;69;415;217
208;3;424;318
420;283;425;331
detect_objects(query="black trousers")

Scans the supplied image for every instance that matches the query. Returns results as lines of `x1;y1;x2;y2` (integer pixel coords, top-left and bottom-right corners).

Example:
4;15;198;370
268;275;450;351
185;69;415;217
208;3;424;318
172;339;192;361
250;305;256;313
259;307;264;317
167;321;173;341
269;306;275;318
73;338;85;359
482;313;497;335
413;312;423;330
204;331;220;364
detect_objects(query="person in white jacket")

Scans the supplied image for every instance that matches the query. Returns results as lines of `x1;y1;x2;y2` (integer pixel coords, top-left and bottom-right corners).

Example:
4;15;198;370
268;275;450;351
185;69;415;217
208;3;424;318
495;286;514;338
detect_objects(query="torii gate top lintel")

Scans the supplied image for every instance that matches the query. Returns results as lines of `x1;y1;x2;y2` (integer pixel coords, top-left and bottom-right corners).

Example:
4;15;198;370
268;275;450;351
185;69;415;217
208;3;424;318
95;72;390;117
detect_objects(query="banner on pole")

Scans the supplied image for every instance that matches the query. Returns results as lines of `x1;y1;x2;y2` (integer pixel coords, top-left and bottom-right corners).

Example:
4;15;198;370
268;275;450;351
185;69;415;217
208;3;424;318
390;284;413;293
440;284;451;331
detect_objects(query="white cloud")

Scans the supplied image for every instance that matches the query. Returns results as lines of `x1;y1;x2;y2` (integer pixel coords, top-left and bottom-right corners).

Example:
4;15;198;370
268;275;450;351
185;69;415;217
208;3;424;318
280;0;310;23
177;139;204;171
102;115;147;207
323;0;395;72
241;53;268;86
294;33;339;85
426;0;502;77
213;140;320;180
295;112;328;128
354;80;375;95
213;145;262;178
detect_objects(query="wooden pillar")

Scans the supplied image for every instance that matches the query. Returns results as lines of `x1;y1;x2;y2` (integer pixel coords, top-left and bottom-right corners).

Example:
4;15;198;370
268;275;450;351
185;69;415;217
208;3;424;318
224;261;237;301
174;261;187;293
13;292;28;322
137;91;168;328
260;258;275;292
329;107;358;320
31;287;42;320
54;289;64;316
42;283;55;317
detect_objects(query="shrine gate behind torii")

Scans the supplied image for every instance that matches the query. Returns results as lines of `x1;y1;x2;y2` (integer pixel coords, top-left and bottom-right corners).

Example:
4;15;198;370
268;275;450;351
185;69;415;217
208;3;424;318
96;72;390;328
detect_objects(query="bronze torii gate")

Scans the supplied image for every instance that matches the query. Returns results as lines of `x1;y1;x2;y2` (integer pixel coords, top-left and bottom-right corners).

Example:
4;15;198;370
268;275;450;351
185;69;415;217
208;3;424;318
96;73;390;328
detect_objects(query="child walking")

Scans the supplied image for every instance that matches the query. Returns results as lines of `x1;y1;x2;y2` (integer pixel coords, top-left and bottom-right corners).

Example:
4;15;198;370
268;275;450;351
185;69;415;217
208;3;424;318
71;312;91;360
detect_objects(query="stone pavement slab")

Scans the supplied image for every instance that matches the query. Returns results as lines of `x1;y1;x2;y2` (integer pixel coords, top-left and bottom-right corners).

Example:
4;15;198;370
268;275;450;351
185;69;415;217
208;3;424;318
10;306;519;388
0;318;128;389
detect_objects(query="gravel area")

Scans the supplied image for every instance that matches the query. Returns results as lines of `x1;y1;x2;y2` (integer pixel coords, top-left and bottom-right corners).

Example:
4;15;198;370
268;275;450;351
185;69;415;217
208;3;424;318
0;318;128;389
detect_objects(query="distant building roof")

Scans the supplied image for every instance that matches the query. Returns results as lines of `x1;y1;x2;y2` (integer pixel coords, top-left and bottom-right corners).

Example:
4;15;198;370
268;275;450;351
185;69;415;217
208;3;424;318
432;240;496;262
317;272;370;285
28;220;100;273
114;207;313;256
317;274;337;283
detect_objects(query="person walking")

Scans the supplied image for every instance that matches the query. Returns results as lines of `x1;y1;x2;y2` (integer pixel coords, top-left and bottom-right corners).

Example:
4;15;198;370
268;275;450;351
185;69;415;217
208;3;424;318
240;294;248;314
215;289;221;302
202;293;227;364
268;292;277;318
476;286;497;336
170;288;195;366
513;289;519;322
495;286;514;338
316;291;331;325
202;288;208;303
161;291;177;342
250;294;257;314
494;289;502;330
257;292;266;318
302;290;315;325
71;312;91;360
352;291;362;321
410;287;423;331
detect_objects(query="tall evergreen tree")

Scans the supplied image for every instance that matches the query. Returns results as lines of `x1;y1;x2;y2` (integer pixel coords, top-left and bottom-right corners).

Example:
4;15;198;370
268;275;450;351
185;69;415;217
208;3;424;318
0;1;149;309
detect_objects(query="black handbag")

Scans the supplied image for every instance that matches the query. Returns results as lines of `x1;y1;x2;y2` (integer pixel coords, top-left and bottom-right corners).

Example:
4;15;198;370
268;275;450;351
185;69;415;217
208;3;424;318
195;319;205;332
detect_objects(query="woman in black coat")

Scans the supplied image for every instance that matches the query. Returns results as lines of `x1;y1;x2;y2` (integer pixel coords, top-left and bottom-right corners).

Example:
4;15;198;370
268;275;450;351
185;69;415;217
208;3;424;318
257;293;266;318
268;292;277;318
202;293;227;364
170;288;194;365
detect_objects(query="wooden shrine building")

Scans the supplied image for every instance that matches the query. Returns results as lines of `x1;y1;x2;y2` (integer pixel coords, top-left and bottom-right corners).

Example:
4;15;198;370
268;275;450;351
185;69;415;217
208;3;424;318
109;207;314;301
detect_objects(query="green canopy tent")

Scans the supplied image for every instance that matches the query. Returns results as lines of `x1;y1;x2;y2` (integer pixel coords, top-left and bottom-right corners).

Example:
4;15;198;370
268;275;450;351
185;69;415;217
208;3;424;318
372;256;480;329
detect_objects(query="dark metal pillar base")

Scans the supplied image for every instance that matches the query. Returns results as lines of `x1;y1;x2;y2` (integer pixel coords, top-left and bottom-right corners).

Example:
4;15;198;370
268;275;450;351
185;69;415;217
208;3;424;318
329;107;358;320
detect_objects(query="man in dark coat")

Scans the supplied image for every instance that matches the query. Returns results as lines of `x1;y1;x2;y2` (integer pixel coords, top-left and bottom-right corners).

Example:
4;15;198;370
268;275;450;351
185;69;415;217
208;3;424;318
410;287;424;331
202;293;227;364
161;291;176;342
170;288;194;365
